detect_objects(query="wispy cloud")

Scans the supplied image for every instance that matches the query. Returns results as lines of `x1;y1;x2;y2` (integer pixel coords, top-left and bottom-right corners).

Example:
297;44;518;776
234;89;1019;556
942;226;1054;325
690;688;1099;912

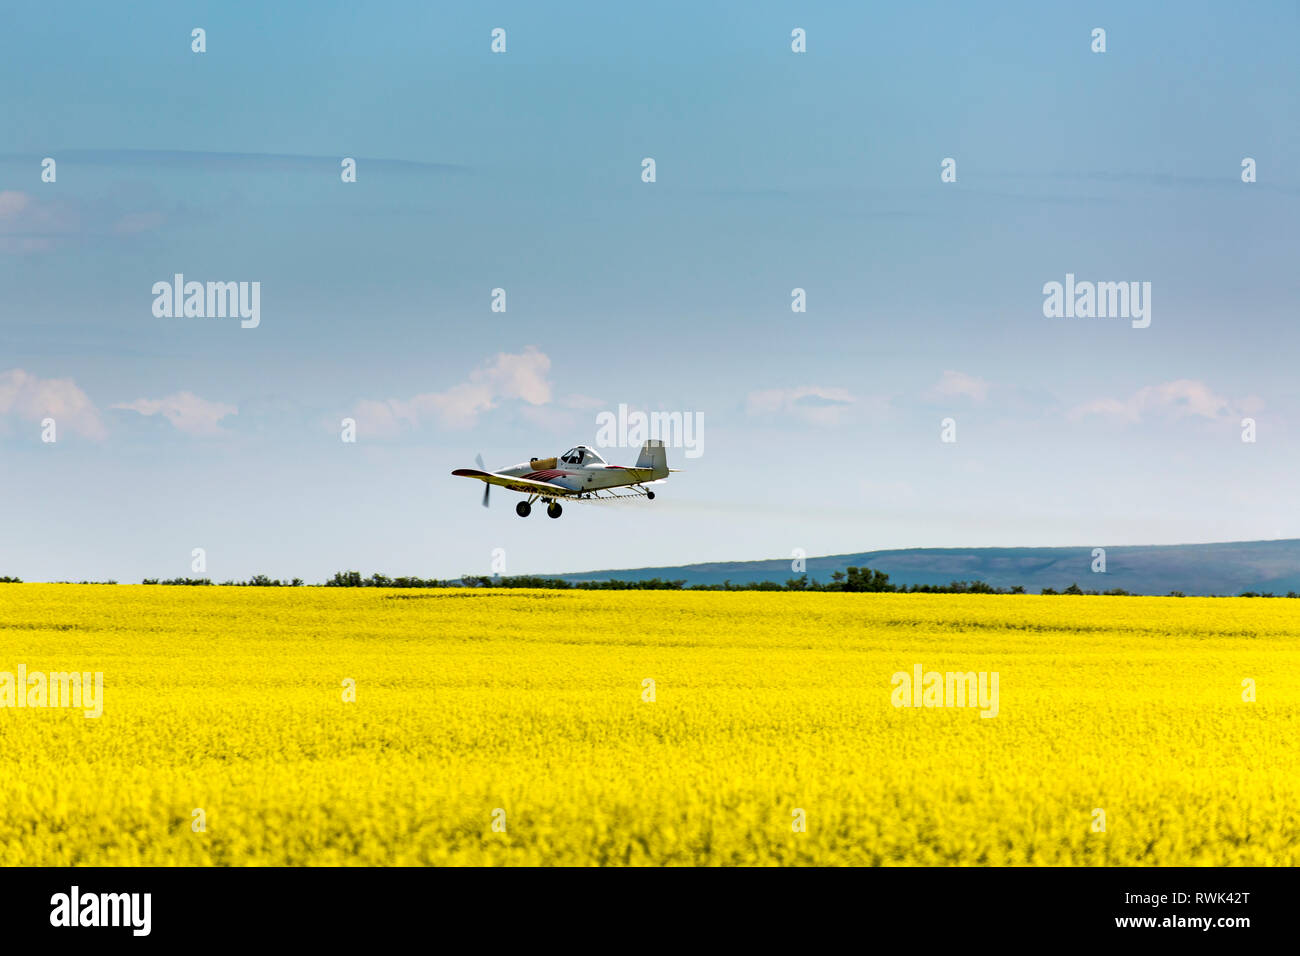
513;391;608;433
0;188;167;249
746;385;863;426
926;370;991;403
985;167;1300;197
354;347;553;435
0;369;105;439
0;190;77;253
1070;379;1253;425
0;149;468;174
112;392;238;435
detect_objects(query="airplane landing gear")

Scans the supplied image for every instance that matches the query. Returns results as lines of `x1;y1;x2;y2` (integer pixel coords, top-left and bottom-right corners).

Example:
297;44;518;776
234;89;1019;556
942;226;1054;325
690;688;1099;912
547;502;563;519
646;491;655;500
516;501;532;517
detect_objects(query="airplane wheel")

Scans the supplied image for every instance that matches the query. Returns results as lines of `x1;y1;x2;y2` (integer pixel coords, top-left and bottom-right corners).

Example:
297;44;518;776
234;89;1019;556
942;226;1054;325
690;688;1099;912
646;491;655;500
516;501;532;517
547;502;563;519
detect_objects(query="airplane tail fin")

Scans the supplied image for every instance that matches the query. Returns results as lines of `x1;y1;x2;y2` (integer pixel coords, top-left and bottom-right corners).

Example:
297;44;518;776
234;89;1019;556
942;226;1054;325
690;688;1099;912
635;440;668;479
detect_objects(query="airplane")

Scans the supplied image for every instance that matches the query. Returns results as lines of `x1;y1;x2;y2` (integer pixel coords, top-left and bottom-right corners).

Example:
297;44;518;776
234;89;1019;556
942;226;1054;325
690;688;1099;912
452;440;672;518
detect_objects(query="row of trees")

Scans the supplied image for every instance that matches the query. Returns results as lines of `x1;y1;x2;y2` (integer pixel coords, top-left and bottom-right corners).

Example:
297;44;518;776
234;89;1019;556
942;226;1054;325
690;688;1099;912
5;568;1300;597
325;566;1300;596
141;575;304;586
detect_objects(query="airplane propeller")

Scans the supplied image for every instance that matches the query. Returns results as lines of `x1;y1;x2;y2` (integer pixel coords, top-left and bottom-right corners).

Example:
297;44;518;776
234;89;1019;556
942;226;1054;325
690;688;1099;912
476;453;490;508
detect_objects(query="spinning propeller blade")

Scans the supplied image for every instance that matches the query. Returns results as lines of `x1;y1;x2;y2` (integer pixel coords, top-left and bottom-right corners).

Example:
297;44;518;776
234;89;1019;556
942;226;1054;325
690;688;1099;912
476;453;490;507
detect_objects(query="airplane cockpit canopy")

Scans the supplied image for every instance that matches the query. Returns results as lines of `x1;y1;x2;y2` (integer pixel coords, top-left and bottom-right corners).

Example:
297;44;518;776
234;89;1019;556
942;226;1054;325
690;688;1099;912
559;445;605;466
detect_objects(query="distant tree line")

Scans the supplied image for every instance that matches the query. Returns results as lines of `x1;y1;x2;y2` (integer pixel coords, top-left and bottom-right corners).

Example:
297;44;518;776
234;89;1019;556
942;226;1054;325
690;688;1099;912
0;576;116;584
3;567;1299;597
322;566;1300;597
141;575;304;587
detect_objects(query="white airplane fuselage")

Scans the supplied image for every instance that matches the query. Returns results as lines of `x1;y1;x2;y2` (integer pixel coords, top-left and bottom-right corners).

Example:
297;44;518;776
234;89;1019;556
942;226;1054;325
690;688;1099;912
451;442;670;517
495;455;649;494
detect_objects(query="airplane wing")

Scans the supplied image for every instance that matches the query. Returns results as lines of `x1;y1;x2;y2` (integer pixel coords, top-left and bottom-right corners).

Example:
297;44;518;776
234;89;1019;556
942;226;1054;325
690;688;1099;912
451;469;577;496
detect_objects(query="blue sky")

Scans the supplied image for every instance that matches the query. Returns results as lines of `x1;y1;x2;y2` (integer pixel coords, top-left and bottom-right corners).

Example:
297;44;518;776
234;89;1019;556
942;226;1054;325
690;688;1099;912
2;1;1299;582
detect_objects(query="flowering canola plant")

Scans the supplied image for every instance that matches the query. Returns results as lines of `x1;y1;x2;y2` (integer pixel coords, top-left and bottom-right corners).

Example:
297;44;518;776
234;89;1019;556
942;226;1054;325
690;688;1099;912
0;585;1294;866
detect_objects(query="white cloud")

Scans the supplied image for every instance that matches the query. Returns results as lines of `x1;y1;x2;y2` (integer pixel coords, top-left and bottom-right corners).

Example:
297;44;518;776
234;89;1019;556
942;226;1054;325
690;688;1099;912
355;346;553;435
0;369;106;439
0;191;33;220
746;385;860;426
928;370;991;403
1070;379;1245;424
480;346;551;405
112;391;238;435
0;190;76;253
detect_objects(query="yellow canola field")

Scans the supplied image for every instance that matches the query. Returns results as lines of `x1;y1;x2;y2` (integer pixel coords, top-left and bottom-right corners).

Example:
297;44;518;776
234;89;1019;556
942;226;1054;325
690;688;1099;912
0;585;1296;866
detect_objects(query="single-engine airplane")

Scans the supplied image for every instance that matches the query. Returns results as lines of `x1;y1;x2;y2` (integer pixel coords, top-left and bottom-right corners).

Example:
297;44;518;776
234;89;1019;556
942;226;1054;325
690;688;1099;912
453;440;672;518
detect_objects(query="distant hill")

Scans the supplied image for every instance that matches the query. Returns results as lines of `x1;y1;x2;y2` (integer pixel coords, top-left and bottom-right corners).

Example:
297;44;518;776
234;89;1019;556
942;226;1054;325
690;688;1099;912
545;540;1300;596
